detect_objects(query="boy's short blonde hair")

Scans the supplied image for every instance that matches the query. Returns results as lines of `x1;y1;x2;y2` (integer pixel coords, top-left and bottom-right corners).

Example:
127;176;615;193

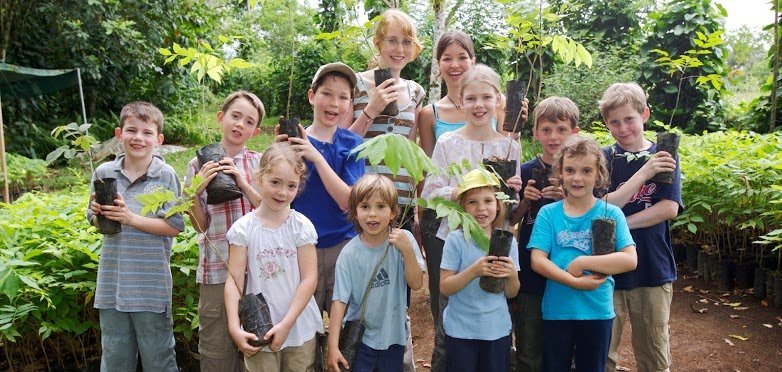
120;101;164;133
373;9;423;60
599;82;647;119
553;136;610;195
459;64;501;97
534;96;580;130
221;90;266;127
347;174;400;234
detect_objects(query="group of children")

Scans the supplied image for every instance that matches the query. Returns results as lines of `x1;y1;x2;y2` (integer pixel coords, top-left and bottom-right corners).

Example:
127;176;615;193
87;7;682;372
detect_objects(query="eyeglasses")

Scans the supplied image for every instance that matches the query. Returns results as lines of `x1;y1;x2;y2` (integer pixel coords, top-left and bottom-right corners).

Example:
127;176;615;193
383;37;414;50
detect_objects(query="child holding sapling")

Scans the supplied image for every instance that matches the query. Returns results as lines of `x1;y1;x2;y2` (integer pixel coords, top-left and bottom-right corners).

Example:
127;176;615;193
186;90;265;372
528;136;637;372
327;174;425;372
599;82;683;372
224;143;323;371
439;169;520;372
276;62;366;317
88;102;184;371
421;64;521;370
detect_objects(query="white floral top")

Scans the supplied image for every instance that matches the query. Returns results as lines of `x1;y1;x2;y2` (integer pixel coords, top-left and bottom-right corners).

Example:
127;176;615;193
421;130;521;240
226;210;323;349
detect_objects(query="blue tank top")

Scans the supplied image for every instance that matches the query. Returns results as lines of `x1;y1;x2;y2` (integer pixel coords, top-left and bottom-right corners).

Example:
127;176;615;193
432;104;498;140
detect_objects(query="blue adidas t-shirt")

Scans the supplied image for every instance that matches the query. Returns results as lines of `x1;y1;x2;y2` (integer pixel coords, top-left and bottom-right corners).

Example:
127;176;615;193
517;157;555;296
332;231;425;350
603;143;684;290
528;200;635;320
292;128;365;248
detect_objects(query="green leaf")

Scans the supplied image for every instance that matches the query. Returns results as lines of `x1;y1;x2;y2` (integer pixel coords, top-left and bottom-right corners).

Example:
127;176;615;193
159;48;171;56
0;268;20;300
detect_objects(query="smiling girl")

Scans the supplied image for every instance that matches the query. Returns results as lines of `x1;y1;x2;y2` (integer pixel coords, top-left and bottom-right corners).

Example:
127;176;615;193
528;136;637;371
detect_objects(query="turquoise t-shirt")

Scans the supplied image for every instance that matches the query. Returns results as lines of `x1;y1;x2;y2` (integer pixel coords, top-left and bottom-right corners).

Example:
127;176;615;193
440;230;520;341
332;230;425;350
527;200;635;321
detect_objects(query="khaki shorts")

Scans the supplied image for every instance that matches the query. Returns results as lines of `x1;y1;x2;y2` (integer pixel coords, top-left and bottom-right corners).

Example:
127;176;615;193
606;283;673;372
198;283;244;372
245;335;317;372
314;240;348;316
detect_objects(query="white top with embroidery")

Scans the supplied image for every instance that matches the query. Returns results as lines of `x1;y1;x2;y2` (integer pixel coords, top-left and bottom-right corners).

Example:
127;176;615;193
421;130;521;240
226;210;323;349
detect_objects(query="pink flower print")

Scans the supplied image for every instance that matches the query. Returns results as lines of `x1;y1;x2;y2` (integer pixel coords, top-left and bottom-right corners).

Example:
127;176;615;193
258;260;284;280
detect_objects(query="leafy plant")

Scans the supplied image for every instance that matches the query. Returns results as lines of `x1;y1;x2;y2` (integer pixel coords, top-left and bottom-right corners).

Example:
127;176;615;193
46;122;98;172
651;30;727;127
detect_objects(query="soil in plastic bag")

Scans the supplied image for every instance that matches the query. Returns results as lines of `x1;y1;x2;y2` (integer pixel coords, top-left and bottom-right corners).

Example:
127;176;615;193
279;117;302;138
196;143;243;205
483;157;517;198
374;68;399;116
502;80;527;133
338;319;366;372
529;167;550;218
239;292;274;347
652;132;680;184
480;229;514;293
591;218;615;276
94;178;121;234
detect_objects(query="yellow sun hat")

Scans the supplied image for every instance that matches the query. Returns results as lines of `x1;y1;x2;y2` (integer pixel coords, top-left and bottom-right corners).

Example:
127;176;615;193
457;169;501;198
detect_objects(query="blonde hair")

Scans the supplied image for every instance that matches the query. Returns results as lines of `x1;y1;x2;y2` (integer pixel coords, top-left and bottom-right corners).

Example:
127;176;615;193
598;83;647;120
459;64;501;97
373;9;423;60
553;136;610;195
221;90;266;127
256;142;307;194
458;186;506;230
120;101;164;133
534;96;580;130
347;174;400;234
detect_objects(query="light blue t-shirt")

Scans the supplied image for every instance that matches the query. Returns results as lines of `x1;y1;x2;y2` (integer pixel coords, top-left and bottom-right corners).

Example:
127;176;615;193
527;200;635;321
440;229;520;341
333;230;425;350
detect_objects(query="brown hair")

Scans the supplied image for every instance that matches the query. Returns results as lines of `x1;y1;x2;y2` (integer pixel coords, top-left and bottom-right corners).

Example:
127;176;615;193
458;186;506;230
256;142;307;194
435;30;475;61
221;90;266;127
553;136;610;195
373;9;423;60
459;64;501;97
598;82;647;120
120;101;164;133
347;174;400;234
534;96;580;130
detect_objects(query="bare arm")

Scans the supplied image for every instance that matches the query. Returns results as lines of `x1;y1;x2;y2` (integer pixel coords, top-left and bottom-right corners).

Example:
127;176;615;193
224;244;262;355
530;249;607;291
327;300;349;371
625;199;679;229
347;78;397;137
566;246;637;277
418;105;436;157
389;229;424;290
440;255;496;297
605;152;676;208
288;127;352;211
264;243;318;351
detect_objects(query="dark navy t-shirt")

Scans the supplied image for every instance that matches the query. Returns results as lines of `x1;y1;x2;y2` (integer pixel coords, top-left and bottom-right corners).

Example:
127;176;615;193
517;157;554;296
603;143;684;290
292;128;365;248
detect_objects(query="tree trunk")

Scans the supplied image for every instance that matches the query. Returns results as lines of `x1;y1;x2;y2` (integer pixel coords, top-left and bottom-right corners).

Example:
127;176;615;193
428;0;446;105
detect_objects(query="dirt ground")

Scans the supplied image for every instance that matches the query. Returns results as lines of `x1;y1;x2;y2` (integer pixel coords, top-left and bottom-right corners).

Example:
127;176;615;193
407;267;782;371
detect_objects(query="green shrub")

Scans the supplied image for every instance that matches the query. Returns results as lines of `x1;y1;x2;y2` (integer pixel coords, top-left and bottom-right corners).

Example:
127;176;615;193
4;153;48;196
0;187;199;368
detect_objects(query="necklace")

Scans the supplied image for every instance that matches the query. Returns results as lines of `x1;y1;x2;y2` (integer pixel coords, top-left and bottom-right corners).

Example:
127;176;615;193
446;95;461;111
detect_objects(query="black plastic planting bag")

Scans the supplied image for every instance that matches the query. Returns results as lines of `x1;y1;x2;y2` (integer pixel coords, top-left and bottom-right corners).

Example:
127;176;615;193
196;143;243;205
483;158;517;198
338;319;365;372
480;229;514;294
374;68;399;116
238;292;274;347
93;177;122;234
